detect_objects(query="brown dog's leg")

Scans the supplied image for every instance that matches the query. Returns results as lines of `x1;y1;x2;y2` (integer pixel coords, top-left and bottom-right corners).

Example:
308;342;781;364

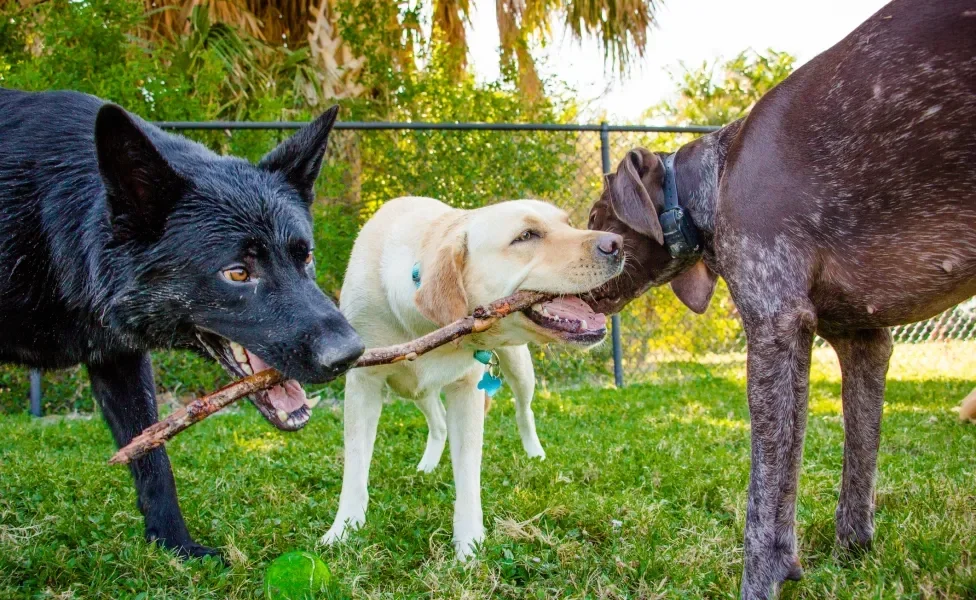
824;328;892;551
739;301;817;600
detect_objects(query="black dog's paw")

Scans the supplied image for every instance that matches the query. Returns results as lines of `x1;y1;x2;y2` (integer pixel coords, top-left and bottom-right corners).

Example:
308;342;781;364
149;534;225;563
174;542;225;562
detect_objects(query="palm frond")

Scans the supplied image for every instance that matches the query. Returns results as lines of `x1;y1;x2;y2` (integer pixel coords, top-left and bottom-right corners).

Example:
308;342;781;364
433;0;470;79
561;0;658;72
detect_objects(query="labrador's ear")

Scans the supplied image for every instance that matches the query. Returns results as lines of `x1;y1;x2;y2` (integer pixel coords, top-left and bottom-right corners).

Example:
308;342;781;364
415;228;469;326
670;261;718;314
609;149;665;245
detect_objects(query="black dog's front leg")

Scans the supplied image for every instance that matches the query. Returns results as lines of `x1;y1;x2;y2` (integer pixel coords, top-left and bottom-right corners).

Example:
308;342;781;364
88;352;219;560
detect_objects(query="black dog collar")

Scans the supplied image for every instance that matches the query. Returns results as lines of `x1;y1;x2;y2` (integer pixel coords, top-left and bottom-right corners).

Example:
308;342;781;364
659;152;703;259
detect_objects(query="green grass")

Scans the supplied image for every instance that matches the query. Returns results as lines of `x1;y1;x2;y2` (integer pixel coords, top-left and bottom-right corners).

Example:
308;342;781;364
1;343;974;599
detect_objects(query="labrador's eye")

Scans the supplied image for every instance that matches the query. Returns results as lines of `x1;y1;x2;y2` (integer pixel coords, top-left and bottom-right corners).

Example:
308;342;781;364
513;229;541;244
305;251;314;265
221;267;251;283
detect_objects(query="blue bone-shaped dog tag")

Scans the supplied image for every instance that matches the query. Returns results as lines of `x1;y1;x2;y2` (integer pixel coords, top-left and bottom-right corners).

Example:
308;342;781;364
478;371;503;397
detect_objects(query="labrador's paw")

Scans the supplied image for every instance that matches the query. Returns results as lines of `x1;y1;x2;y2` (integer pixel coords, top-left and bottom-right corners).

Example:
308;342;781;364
320;525;347;546
416;448;444;473
523;440;546;460
320;514;364;546
453;527;485;562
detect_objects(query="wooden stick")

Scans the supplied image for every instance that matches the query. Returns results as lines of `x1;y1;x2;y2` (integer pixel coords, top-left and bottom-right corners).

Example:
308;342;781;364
109;290;551;465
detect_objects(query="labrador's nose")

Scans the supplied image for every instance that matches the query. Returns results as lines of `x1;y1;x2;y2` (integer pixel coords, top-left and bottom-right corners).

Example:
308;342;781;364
596;233;622;258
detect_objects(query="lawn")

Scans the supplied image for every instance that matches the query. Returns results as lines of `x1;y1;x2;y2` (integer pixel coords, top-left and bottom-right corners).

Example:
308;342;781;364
1;343;974;599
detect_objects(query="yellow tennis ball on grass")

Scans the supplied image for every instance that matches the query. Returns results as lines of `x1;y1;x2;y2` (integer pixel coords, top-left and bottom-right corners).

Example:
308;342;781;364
264;551;333;600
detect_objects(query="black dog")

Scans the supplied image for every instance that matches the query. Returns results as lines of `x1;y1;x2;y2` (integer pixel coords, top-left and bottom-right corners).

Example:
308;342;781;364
0;89;365;558
588;0;974;597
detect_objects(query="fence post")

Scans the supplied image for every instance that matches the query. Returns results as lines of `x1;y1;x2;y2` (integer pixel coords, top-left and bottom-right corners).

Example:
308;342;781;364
29;369;42;417
600;122;624;388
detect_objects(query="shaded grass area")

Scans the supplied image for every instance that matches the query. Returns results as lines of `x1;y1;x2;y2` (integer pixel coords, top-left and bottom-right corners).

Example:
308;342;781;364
0;343;974;599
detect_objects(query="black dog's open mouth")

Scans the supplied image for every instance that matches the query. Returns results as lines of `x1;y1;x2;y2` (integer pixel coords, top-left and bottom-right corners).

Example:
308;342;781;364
523;296;608;346
194;332;311;431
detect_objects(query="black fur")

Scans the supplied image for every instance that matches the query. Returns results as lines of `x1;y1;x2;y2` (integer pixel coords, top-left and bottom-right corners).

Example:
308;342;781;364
0;88;364;558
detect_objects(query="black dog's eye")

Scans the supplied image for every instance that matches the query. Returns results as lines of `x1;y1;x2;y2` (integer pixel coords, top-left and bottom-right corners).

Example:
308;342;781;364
305;251;314;265
512;229;541;244
221;266;251;283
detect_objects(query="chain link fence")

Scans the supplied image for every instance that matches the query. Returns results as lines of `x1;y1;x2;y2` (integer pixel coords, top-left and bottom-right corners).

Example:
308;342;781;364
9;120;976;413
159;120;975;387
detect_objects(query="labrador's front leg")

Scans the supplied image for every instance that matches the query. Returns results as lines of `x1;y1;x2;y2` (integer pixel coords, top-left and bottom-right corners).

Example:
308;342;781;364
740;301;816;600
444;370;486;560
322;369;384;545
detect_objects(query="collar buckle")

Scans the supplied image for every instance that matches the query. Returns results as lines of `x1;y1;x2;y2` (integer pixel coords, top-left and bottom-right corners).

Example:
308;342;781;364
660;153;703;259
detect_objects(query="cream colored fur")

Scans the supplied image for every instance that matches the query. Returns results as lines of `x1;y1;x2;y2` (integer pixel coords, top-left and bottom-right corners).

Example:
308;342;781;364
321;196;621;559
959;387;976;422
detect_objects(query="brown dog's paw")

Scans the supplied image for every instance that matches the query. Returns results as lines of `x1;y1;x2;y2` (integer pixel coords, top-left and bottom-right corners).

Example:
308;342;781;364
741;548;804;599
835;504;875;555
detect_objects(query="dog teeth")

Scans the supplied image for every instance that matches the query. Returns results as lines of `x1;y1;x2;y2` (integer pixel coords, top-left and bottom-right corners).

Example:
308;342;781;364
276;409;289;423
542;308;551;317
306;395;321;409
580;320;587;330
240;362;253;375
531;303;543;312
230;342;247;364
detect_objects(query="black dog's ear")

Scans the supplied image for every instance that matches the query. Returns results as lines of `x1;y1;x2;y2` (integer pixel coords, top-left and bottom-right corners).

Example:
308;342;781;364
670;261;719;314
259;105;339;205
610;149;665;245
95;104;187;243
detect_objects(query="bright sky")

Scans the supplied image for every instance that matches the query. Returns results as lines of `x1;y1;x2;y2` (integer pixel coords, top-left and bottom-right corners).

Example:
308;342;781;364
466;0;890;122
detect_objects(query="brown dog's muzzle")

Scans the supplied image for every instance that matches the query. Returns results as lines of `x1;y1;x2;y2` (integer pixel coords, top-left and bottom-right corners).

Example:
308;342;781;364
584;177;669;315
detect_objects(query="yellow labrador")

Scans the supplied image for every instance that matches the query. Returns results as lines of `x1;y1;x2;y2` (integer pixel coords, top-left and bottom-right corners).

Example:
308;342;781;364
322;196;622;559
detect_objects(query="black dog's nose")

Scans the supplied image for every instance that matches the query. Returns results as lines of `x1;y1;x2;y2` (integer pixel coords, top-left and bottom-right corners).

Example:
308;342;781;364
596;233;622;258
316;336;365;375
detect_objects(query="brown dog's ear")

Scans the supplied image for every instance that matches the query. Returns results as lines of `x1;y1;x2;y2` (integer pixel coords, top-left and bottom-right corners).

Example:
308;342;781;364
670;261;719;314
609;149;665;245
415;229;469;326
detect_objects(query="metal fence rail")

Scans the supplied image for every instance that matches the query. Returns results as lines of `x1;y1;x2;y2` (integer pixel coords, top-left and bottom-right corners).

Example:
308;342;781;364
22;119;975;411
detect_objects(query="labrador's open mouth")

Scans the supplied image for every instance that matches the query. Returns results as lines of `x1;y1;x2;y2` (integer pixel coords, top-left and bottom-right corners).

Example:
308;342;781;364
194;332;311;431
523;296;608;346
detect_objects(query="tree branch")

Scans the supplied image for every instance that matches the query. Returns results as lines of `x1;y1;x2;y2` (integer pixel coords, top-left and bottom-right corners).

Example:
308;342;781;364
109;290;551;465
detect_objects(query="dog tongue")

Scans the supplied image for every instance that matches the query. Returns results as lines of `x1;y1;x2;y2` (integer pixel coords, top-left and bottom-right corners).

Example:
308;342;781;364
245;351;308;413
542;297;607;330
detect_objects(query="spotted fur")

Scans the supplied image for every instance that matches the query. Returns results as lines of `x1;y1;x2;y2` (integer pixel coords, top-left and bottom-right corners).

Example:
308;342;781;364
588;1;975;597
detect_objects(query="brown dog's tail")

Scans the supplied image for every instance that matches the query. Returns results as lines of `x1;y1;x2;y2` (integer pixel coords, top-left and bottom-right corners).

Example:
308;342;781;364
959;387;976;423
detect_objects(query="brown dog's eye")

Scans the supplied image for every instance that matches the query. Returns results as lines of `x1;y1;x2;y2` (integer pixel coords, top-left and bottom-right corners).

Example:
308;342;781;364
305;251;314;265
513;229;541;244
221;267;251;283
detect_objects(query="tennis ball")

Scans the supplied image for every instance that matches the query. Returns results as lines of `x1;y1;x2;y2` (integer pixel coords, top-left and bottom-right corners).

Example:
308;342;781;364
264;551;333;600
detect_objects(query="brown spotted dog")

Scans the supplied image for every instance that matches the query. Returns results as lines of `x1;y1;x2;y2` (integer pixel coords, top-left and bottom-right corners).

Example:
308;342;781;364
586;0;975;598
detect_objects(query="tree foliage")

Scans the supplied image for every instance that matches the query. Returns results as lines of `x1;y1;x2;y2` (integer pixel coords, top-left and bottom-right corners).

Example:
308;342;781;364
649;49;796;126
